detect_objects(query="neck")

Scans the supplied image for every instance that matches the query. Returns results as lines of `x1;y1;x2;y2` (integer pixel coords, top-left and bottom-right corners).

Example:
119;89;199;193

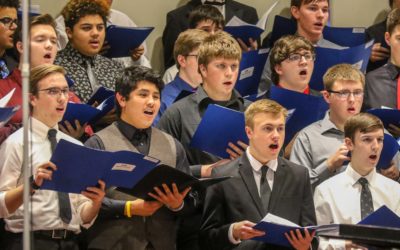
249;146;274;165
179;71;200;89
350;162;373;177
390;57;400;68
297;27;322;45
0;49;5;58
203;84;231;101
328;111;345;131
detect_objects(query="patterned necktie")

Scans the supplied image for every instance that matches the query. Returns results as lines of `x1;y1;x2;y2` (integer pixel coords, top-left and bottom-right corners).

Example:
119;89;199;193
48;129;72;224
0;59;9;79
358;177;374;219
260;165;272;213
86;59;100;92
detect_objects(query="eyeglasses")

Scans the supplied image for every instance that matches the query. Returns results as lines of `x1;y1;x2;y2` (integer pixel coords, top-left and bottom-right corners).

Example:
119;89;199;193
286;53;315;62
328;90;364;100
38;87;69;97
0;17;18;29
186;54;198;58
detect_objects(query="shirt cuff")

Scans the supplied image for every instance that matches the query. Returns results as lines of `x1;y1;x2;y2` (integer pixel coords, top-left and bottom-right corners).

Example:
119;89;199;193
168;201;184;212
228;223;241;245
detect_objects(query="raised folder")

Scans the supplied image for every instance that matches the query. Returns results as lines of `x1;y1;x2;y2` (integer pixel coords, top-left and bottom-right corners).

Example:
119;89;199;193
105;25;154;58
42;139;230;199
0;88;20;128
269;86;328;144
235;49;269;96
367;108;400;128
190;104;248;159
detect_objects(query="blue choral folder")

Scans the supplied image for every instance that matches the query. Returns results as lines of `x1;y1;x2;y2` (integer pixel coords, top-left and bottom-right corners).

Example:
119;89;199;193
376;133;400;170
0;106;19;128
359;205;400;229
190;104;247;159
105;25;154;58
87;86;114;105
367;108;400;128
269;86;328;144
224;24;263;45
60;95;115;127
41;139;160;194
310;41;373;91
235;49;269;96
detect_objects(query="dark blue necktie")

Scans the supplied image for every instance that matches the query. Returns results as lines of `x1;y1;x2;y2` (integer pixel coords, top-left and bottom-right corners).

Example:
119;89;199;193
48;129;72;224
358;177;374;219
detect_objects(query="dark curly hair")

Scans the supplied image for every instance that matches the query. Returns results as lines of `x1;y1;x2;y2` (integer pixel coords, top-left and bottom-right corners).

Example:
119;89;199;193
115;66;164;117
62;0;110;30
0;0;19;9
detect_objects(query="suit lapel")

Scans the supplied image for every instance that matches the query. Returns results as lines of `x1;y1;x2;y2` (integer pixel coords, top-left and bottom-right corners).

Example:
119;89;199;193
238;155;265;217
268;158;287;212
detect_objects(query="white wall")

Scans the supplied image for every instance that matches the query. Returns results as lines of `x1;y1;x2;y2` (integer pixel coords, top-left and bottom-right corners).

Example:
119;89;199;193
30;0;391;72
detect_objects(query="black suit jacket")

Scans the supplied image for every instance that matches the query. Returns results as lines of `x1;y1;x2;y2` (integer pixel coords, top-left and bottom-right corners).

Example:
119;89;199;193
200;154;316;250
162;0;258;68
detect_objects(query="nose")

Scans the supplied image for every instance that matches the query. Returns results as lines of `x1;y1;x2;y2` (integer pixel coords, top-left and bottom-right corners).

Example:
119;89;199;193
348;92;356;102
299;55;307;65
45;39;53;49
316;8;324;18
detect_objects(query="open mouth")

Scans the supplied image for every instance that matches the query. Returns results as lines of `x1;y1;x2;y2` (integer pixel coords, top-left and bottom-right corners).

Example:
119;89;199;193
223;81;233;86
269;144;279;150
56;107;64;112
369;154;378;160
347;107;356;112
44;53;52;59
314;22;323;27
143;110;154;115
299;69;307;76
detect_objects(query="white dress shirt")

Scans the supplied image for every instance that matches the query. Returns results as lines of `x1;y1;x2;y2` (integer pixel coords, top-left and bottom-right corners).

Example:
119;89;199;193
228;148;278;244
55;9;151;68
314;164;400;250
0;117;94;233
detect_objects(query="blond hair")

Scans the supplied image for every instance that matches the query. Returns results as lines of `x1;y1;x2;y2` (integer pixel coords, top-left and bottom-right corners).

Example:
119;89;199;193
30;64;66;96
245;99;288;129
197;31;241;67
323;64;365;90
173;29;209;69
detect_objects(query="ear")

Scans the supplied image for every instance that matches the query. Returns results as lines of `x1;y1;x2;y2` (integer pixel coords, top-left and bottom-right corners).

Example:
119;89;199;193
199;63;207;77
385;31;391;47
321;90;331;104
344;137;354;151
176;54;186;68
115;92;126;109
290;6;300;20
245;125;253;140
29;93;37;108
66;27;73;40
274;64;283;76
16;41;23;55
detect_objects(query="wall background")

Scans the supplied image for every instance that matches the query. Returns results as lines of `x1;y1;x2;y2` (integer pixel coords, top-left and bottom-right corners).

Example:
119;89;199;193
30;0;391;72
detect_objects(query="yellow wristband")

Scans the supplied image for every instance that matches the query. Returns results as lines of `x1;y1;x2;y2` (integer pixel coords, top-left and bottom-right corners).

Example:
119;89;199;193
126;201;132;218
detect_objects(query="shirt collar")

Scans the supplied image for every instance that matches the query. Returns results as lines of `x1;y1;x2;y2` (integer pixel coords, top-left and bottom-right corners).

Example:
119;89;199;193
174;75;197;92
246;147;278;173
63;43;97;67
385;61;400;80
320;111;343;135
194;85;245;113
345;163;376;187
117;119;151;141
30;117;59;141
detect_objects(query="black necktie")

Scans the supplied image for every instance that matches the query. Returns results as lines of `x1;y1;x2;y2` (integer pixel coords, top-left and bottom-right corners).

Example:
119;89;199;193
48;129;72;224
260;165;271;213
358;177;374;219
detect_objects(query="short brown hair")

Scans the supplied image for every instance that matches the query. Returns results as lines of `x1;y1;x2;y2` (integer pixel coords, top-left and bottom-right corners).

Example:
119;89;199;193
245;99;288;129
322;64;365;91
291;0;329;8
270;35;315;85
344;113;384;142
197;31;241;67
173;29;209;69
62;0;110;30
30;64;66;96
14;14;56;47
387;8;400;34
